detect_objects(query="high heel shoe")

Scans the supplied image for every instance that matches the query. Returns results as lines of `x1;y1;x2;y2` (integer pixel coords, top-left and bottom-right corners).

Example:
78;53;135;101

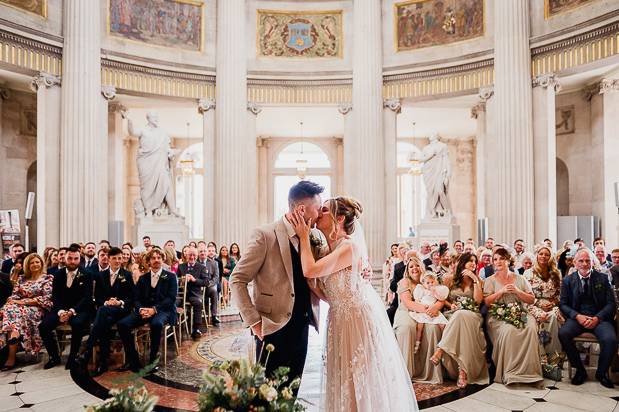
457;369;468;389
430;350;442;366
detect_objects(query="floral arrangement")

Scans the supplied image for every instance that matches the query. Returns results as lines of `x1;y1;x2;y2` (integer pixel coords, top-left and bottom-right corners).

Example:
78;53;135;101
452;296;480;313
198;344;306;412
489;302;528;329
541;351;566;381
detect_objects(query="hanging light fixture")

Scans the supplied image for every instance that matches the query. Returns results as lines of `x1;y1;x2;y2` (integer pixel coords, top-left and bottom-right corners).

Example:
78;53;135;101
296;121;308;179
408;121;422;176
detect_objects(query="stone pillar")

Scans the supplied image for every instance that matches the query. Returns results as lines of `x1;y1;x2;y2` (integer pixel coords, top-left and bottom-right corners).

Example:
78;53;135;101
383;98;401;246
107;98;128;244
246;102;261;243
589;79;619;246
492;0;534;245
215;0;247;246
532;74;561;245
339;103;354;193
257;137;269;224
472;86;494;242
198;98;215;242
335;138;344;195
31;73;61;251
60;0;104;244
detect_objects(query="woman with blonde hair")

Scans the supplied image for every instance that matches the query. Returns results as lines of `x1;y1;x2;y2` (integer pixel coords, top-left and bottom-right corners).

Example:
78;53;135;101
163;246;179;273
44;248;59;272
0;254;53;370
121;245;134;271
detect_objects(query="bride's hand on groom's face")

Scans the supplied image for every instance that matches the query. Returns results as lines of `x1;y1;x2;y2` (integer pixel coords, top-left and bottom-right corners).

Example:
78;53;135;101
290;210;311;239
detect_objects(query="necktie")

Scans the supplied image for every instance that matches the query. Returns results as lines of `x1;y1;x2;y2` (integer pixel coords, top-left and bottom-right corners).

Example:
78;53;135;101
583;277;590;297
67;272;75;288
110;272;117;287
151;272;159;288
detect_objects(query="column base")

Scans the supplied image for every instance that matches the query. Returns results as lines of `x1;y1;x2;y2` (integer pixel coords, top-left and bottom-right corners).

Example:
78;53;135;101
136;211;189;247
415;218;461;246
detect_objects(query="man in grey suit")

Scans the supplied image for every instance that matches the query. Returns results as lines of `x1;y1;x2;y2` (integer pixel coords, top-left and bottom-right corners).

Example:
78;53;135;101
177;247;209;340
204;244;220;326
231;180;324;386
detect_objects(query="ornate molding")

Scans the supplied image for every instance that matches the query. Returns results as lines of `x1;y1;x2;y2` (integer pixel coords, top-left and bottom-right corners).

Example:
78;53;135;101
583;79;619;100
197;98;215;114
338;103;352;115
101;85;117;101
470;102;485;119
532;73;561;92
247;102;262;115
108;102;127;114
478;86;494;102
30;73;60;91
0;87;8;100
383;98;402;113
531;21;619;57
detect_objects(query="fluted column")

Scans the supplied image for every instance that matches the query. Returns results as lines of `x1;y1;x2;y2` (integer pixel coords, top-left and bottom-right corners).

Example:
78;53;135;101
31;73;61;251
383;98;401;246
352;0;384;266
199;98;216;242
215;0;248;246
493;0;534;245
472;86;494;242
60;0;104;244
107;97;128;245
339;103;353;194
246;102;261;244
532;74;561;244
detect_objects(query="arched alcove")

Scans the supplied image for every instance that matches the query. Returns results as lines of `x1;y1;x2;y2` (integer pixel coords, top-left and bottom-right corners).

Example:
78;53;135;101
556;157;569;216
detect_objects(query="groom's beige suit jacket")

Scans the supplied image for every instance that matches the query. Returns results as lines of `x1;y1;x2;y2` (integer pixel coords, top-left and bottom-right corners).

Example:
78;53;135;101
230;217;321;337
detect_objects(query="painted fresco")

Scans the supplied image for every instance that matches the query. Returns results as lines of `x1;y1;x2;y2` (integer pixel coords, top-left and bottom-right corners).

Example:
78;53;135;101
257;10;343;58
0;0;46;17
109;0;202;51
395;0;484;52
545;0;597;18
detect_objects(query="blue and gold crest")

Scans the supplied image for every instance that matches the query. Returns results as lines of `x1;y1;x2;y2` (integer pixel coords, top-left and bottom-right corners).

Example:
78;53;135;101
286;21;313;52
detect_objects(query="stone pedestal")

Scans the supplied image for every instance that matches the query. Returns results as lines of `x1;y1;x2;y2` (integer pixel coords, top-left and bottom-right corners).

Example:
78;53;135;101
416;218;461;246
136;211;189;249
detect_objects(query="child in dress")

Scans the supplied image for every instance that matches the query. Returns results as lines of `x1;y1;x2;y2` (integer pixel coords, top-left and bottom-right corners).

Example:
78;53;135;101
410;272;449;353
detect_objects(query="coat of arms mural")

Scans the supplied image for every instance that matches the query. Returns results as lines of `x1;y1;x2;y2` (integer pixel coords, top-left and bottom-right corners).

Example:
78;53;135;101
257;10;343;58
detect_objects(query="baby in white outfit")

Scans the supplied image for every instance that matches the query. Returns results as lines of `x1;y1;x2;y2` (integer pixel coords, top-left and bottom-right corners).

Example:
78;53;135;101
410;272;449;353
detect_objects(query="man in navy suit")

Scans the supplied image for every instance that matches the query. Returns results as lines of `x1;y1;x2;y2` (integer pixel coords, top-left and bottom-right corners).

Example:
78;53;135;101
118;248;178;372
39;244;94;369
177;247;209;340
1;243;24;274
559;249;617;388
78;247;134;376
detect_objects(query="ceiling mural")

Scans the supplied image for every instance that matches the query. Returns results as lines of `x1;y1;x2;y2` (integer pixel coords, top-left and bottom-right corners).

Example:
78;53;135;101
257;10;343;58
0;0;46;17
545;0;597;18
394;0;484;52
108;0;203;51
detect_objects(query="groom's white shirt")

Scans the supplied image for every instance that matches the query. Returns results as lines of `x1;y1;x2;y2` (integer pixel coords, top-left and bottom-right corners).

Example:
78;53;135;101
283;216;300;252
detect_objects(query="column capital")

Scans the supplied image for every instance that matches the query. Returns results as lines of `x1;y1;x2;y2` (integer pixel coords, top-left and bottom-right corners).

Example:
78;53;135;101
478;86;494;102
582;79;619;101
338;103;352;115
198;98;216;114
109;102;127;114
30;72;60;92
470;102;486;119
532;73;561;92
0;86;8;101
101;85;117;101
247;101;262;115
383;98;402;113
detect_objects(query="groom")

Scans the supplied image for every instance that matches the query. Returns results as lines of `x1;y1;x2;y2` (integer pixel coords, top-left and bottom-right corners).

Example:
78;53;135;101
231;180;324;383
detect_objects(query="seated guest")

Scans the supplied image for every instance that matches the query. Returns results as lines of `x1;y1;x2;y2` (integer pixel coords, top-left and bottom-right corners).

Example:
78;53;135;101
44;249;59;273
88;248;109;277
0;254;53;370
427;249;442;274
177;247;209;340
48;247;68;276
78;247;134;375
484;248;542;385
81;242;98;269
386;248;413;324
118;248;177;372
559;249;617;388
0;270;12;308
219;246;235;307
517;253;534;275
1;243;25;275
121;245;133;272
163;246;179;273
478;250;494;279
610;248;619;286
204;244;221;325
39;245;94;369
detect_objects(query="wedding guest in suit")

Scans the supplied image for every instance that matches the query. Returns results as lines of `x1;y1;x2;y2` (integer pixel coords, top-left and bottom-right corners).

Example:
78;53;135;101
177;247;209;339
93;248;109;274
117;248;178;372
204;244;221;325
78;247;134;376
98;240;111;252
517;253;534;275
1;243;24;275
48;247;68;276
39;245;94;369
610;249;619;286
559;249;617;388
164;240;182;260
386;247;413;324
81;242;98;270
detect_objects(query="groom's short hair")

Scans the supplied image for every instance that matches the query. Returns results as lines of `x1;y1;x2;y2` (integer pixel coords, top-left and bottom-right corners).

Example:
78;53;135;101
288;180;324;208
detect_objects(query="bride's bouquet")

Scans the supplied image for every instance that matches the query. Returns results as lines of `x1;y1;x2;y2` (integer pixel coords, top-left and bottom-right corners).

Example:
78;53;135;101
199;344;306;412
453;296;480;313
489;302;528;329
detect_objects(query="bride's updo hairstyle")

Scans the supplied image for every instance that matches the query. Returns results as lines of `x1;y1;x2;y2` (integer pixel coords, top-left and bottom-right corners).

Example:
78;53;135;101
326;196;363;239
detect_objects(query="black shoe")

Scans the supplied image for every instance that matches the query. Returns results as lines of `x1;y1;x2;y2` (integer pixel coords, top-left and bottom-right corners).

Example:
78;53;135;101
571;370;587;385
191;330;202;341
596;373;614;388
65;359;76;370
75;353;90;369
211;317;221;326
43;357;61;370
92;364;108;377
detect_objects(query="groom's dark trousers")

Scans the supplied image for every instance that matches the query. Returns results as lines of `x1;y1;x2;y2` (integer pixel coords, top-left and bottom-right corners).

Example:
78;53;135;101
256;241;312;387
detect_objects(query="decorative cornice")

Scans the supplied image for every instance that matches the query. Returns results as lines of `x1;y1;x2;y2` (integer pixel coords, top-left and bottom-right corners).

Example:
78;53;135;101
478;86;494;102
102;59;215;83
101;85;117;101
30;72;60;91
198;98;215;113
0;28;62;57
0;18;64;44
247;78;352;87
532;73;561;92
531;21;619;56
247;102;262;115
108;102;127;113
470;102;485;119
338;103;352;115
383;59;493;83
383;98;402;113
583;79;619;100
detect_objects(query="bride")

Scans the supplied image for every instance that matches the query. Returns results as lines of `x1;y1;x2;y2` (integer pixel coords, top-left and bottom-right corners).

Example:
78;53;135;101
290;197;418;412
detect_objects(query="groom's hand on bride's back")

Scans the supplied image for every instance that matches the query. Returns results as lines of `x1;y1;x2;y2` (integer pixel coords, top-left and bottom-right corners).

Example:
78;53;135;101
251;321;264;340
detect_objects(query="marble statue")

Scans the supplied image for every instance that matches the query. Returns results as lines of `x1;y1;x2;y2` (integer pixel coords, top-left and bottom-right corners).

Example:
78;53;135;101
413;132;452;219
127;111;180;217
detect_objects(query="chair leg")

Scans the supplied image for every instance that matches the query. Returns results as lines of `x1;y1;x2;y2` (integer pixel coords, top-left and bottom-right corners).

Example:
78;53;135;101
163;327;168;366
185;311;190;336
173;328;179;353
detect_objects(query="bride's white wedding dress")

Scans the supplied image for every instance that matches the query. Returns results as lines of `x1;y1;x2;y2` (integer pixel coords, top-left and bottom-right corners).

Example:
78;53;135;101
319;238;418;412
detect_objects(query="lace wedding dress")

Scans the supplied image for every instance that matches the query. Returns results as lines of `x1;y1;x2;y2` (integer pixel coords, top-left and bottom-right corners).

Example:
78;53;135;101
320;238;418;412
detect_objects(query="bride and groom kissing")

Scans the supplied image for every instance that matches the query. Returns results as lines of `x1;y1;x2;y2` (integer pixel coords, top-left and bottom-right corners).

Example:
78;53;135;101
231;181;418;411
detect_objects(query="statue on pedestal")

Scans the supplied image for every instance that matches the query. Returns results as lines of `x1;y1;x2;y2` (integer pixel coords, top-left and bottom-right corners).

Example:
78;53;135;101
412;132;452;219
126;111;180;218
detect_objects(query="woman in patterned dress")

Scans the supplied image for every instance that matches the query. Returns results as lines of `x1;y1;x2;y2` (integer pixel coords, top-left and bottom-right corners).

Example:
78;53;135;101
0;253;53;370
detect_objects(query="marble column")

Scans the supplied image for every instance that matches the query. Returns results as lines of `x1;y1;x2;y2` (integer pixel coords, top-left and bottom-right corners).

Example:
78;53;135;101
352;0;384;266
107;97;128;244
198;98;216;242
493;0;534;245
31;73;61;251
532;74;561;244
472;86;494;242
215;0;248;246
339;103;354;194
588;79;619;246
383;98;401;246
257;137;269;225
60;0;104;244
246;102;261;243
